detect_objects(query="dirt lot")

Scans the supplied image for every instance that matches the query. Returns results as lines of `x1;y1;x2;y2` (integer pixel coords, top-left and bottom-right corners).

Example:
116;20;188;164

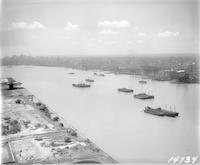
1;86;116;164
1;142;15;164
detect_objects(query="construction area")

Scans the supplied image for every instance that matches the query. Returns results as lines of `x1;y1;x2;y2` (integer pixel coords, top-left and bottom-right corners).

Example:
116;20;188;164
1;77;117;164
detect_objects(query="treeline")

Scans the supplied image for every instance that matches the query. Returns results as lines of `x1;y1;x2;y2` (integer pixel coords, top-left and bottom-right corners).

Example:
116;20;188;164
1;54;199;76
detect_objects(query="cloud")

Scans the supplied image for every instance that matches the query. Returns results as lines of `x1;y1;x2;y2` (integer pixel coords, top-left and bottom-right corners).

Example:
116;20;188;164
100;30;119;34
133;26;139;30
98;20;131;28
128;41;135;45
138;32;146;36
12;21;47;30
65;22;79;31
158;31;180;37
137;40;144;44
110;41;117;44
31;34;39;38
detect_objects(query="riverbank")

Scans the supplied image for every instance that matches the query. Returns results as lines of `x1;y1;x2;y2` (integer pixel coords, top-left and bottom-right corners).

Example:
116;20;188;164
3;64;200;84
1;66;199;163
2;54;199;84
1;78;117;164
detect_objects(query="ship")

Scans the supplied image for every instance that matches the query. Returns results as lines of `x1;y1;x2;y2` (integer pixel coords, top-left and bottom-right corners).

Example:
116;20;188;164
94;73;105;77
72;83;91;88
68;72;75;75
118;88;133;93
144;106;179;117
85;79;94;83
134;93;154;99
139;80;147;83
141;76;149;79
99;73;105;77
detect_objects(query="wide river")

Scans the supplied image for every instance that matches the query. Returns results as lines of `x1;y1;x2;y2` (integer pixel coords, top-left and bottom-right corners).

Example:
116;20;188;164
2;66;200;163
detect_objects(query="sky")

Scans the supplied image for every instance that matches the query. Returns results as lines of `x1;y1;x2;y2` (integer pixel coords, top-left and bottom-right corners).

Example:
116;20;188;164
1;0;199;57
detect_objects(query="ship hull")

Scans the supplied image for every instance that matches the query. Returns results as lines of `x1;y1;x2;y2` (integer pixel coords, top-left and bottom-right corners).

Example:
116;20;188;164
134;94;154;99
144;110;165;116
118;88;133;93
72;84;91;88
144;107;179;117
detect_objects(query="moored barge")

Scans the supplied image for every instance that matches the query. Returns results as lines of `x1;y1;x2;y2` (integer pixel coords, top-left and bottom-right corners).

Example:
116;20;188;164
118;88;133;93
134;93;154;99
72;83;91;88
144;106;179;117
85;79;94;83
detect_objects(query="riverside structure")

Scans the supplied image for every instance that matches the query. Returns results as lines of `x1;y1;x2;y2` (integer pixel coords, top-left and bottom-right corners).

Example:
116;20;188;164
1;77;117;164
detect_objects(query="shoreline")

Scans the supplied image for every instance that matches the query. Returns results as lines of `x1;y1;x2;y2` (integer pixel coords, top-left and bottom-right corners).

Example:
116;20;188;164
2;64;200;84
1;78;117;164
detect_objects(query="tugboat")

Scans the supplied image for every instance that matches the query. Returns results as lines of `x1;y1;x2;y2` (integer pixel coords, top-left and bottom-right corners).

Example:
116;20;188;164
118;88;133;93
72;83;91;88
68;72;75;75
160;108;179;117
139;80;147;84
85;79;94;83
144;106;179;117
134;93;154;99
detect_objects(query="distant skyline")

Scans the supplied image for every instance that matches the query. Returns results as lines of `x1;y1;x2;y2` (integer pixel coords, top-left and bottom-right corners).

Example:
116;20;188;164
1;0;199;57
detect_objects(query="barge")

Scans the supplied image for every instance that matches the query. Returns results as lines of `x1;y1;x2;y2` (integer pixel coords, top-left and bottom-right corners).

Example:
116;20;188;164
85;79;94;83
139;80;147;84
144;106;179;117
72;83;91;88
134;93;154;99
118;88;133;93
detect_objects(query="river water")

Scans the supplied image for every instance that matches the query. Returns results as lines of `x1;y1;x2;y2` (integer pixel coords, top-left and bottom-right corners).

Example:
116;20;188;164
2;66;199;163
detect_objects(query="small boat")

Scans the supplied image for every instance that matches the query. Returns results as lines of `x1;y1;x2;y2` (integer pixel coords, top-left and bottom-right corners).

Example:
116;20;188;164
85;79;94;83
139;80;147;83
94;73;105;77
134;93;154;99
141;76;149;79
118;88;133;93
68;72;75;75
144;106;179;117
99;73;105;77
72;83;91;88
